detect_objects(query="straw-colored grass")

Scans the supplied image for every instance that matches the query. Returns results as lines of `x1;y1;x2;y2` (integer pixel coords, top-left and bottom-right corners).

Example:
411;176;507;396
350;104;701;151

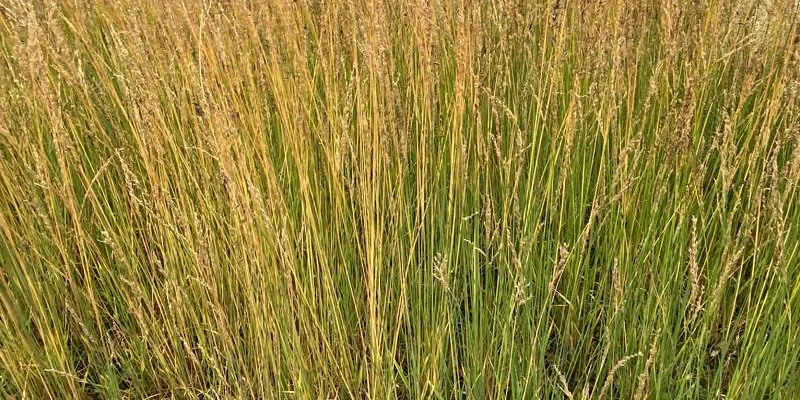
0;0;798;398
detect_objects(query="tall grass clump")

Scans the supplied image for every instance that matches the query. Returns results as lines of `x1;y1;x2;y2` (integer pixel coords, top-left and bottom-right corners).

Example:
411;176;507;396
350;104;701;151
0;0;799;398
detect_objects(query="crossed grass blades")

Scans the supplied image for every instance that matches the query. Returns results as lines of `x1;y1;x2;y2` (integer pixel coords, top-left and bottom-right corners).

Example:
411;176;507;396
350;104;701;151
0;0;799;398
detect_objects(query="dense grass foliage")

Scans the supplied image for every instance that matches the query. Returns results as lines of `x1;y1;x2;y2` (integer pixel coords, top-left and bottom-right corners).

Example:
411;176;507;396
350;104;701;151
0;0;799;398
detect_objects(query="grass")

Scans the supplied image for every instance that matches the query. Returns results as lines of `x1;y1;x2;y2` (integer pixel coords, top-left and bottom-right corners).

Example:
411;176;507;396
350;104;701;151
0;0;799;398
